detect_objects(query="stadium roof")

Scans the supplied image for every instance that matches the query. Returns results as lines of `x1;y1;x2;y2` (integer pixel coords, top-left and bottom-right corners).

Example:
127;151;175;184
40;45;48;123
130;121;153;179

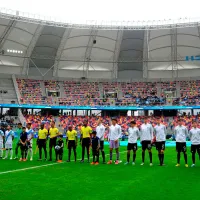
0;8;200;80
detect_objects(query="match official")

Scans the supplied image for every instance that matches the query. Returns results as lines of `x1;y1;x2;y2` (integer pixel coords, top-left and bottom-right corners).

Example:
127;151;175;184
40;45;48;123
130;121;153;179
66;126;77;162
38;124;48;161
80;119;92;163
48;121;59;161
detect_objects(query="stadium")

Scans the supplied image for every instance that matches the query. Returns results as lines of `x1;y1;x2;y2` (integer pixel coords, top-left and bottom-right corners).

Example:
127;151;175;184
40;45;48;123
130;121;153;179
1;1;200;200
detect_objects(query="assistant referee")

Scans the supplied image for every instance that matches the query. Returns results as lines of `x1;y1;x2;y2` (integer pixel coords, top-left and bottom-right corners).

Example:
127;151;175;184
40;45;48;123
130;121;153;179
66;125;77;162
38;124;48;161
48;121;59;161
80;119;92;163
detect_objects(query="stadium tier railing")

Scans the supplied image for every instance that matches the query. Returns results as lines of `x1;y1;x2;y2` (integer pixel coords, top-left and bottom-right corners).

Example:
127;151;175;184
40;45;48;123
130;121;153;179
18;109;26;126
12;74;21;104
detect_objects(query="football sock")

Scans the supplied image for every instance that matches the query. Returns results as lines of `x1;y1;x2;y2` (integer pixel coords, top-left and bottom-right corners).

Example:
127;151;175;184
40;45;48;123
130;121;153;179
44;148;47;159
10;149;13;158
116;151;119;160
93;151;95;162
25;149;28;159
30;148;33;159
0;149;3;157
127;152;130;162
142;151;145;163
149;151;152;163
96;151;99;162
102;151;105;162
21;149;24;159
82;146;85;160
68;149;71;161
110;151;112;160
177;152;181;164
192;152;195;164
5;150;8;158
158;153;161;164
39;148;42;159
133;153;136;162
184;153;187;164
161;154;164;165
73;148;76;161
87;147;90;161
49;148;52;160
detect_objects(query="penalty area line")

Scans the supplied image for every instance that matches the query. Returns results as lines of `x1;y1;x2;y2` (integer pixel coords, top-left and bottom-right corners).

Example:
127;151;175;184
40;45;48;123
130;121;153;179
0;151;127;175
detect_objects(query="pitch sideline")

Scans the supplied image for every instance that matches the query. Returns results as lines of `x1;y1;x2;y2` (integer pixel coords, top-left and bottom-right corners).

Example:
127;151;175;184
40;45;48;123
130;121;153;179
0;150;128;175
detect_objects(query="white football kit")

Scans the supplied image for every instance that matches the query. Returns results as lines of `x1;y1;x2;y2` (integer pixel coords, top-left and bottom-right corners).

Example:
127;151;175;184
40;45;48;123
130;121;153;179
0;130;4;149
26;128;34;146
5;130;14;149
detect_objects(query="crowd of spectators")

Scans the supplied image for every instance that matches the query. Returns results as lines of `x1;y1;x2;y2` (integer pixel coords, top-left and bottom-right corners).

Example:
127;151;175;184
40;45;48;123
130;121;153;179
24;114;55;130
22;113;200;140
44;80;60;91
173;80;200;105
118;82;165;106
17;79;52;105
58;81;101;106
16;79;200;106
58;115;169;134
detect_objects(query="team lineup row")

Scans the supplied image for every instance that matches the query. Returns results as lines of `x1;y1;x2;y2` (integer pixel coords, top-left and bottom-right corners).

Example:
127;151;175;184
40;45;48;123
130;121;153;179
0;117;200;167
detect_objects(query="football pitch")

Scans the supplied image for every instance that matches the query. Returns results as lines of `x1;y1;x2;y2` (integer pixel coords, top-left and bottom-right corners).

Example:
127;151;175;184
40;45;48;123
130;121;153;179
1;141;200;200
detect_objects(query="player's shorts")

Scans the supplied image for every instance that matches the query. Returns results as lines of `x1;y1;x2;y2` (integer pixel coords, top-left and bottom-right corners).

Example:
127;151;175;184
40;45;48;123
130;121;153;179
82;138;90;147
141;140;152;151
100;141;104;150
38;139;46;148
5;143;12;149
27;141;32;149
49;138;57;148
68;140;76;149
156;141;165;151
109;140;119;149
191;144;200;154
176;142;187;152
0;142;3;149
127;143;137;151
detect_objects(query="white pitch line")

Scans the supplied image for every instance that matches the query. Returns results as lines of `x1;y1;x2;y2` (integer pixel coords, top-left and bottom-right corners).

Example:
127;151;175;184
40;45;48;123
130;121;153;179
0;151;127;175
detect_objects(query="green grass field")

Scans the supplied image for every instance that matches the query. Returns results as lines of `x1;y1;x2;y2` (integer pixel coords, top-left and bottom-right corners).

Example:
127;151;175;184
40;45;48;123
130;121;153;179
1;140;200;200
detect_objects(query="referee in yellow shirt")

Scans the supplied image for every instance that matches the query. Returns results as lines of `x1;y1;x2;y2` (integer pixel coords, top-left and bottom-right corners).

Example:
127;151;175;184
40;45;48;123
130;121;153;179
48;121;59;161
66;125;77;162
38;123;48;161
80;119;93;163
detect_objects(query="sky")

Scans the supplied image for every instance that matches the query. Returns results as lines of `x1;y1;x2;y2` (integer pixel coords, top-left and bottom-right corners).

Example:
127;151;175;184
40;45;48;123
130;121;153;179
0;0;200;24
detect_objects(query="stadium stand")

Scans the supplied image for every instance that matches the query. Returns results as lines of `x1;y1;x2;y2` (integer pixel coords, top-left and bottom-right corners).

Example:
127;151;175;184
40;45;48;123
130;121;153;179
14;79;172;106
17;79;53;105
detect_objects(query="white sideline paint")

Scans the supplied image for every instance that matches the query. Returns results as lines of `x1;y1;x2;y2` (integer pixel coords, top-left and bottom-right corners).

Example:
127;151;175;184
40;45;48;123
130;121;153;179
0;151;127;175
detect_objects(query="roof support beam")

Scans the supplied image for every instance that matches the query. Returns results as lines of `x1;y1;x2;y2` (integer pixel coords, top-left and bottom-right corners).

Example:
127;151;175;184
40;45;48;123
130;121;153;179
53;28;72;77
29;58;55;78
112;29;123;79
1;10;200;30
21;24;43;75
143;29;150;78
0;20;16;50
83;28;98;78
170;28;178;78
0;52;189;63
197;26;200;40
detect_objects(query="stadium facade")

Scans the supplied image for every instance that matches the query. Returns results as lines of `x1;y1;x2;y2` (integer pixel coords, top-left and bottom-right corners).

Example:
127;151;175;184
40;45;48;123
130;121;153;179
0;9;200;81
